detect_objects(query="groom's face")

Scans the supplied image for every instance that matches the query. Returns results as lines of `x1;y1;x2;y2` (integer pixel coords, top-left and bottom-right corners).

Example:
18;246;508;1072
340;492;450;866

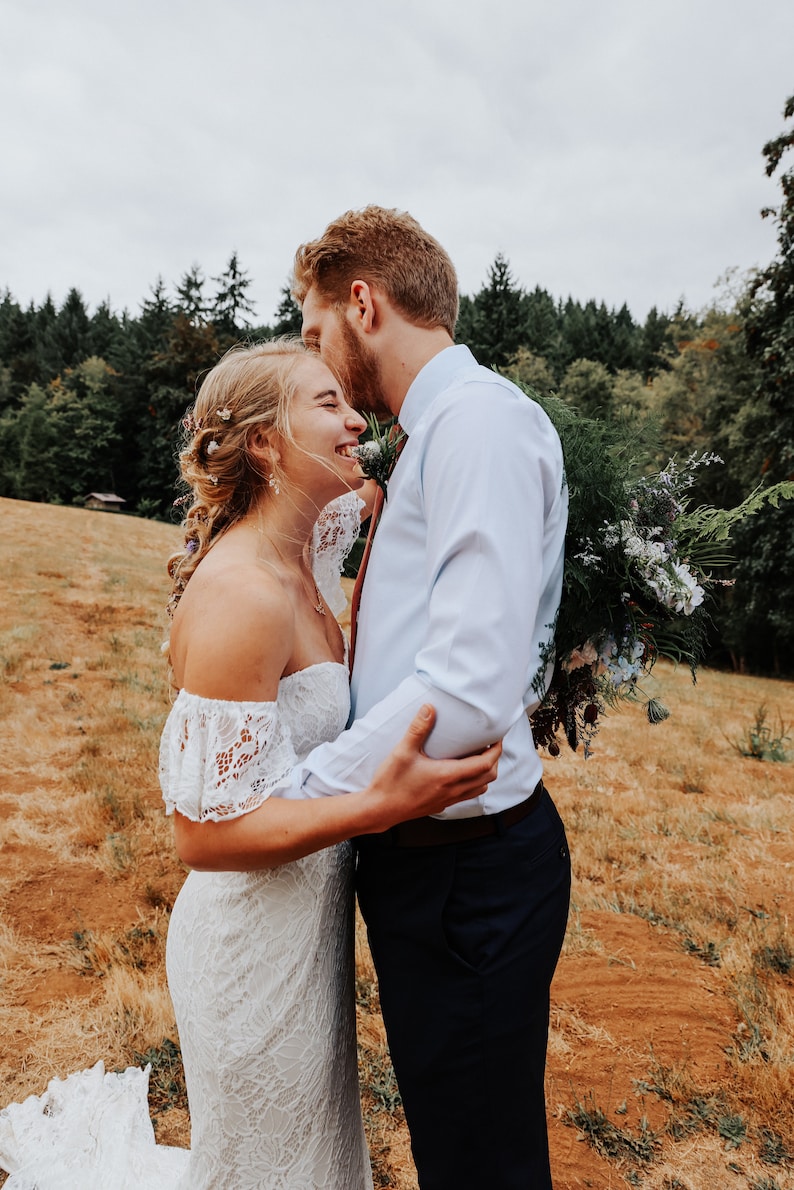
302;287;390;419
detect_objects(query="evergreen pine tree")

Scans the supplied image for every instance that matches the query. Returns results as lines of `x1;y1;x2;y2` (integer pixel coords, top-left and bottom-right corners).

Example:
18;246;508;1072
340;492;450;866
0;293;39;403
638;306;672;379
271;284;303;337
174;265;208;324
470;254;526;370
523;287;560;374
211;252;256;338
53;288;91;369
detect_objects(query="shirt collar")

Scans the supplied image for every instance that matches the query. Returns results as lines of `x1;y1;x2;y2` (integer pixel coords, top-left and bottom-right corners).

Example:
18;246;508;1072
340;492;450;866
398;344;476;435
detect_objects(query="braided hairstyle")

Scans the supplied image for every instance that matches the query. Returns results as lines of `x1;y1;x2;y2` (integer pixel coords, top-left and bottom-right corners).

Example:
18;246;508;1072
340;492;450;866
166;338;308;619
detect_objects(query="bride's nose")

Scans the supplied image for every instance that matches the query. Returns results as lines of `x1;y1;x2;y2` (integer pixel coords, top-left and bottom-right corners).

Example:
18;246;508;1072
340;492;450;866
347;409;367;435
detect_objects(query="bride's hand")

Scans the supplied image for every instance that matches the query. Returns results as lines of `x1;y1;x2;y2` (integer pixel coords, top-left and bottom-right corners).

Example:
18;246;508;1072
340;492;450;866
365;705;502;828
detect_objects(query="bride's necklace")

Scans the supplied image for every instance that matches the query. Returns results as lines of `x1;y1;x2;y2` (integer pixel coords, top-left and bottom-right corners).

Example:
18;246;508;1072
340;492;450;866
246;520;326;616
308;578;327;616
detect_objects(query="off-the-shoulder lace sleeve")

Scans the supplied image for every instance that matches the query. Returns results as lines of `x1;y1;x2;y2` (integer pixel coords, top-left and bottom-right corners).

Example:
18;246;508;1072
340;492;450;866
159;690;299;822
311;491;364;616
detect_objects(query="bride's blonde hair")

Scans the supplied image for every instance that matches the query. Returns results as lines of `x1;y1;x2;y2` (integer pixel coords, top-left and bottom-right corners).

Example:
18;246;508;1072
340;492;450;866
166;338;307;617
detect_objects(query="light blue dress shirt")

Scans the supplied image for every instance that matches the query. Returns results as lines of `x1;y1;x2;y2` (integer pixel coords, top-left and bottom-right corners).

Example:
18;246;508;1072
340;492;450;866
292;344;568;818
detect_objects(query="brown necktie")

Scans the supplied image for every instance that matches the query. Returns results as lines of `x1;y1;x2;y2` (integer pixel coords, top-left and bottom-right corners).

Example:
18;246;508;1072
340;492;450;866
349;431;405;670
349;483;384;671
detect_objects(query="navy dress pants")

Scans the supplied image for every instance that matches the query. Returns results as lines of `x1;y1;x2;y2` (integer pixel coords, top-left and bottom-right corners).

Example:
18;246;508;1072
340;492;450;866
356;786;571;1190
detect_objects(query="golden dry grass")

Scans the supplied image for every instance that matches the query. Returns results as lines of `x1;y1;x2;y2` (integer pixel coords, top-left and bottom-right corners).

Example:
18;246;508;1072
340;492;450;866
1;495;792;1190
546;660;794;1189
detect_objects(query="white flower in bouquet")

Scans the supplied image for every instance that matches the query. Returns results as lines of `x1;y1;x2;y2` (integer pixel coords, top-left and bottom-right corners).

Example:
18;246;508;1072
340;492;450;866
599;636;645;689
620;526;705;615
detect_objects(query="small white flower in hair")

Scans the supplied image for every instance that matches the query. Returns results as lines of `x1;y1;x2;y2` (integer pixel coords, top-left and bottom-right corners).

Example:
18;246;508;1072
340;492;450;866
207;440;220;455
217;407;232;421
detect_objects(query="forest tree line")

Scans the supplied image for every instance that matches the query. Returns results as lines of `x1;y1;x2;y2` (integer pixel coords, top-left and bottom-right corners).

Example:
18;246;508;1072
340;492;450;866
1;97;792;675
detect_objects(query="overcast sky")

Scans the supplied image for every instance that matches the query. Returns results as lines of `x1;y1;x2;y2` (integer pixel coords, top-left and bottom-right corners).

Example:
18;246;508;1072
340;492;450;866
2;0;792;327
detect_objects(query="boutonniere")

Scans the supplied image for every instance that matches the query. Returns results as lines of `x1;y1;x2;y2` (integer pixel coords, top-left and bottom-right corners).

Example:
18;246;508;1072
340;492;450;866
352;415;406;500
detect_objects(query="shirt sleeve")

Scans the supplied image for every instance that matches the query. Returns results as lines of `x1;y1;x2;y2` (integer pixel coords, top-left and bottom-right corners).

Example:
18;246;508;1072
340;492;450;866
159;689;299;822
281;379;567;801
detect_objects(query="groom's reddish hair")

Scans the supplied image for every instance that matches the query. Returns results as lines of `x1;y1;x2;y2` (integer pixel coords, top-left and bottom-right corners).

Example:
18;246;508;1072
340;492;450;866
292;206;459;338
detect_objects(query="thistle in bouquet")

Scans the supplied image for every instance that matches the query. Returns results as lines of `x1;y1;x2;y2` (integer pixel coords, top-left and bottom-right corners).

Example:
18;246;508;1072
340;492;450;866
351;415;406;499
522;389;794;757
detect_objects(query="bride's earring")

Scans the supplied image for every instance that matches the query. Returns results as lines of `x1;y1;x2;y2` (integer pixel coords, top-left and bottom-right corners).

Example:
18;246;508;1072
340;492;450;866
252;429;281;496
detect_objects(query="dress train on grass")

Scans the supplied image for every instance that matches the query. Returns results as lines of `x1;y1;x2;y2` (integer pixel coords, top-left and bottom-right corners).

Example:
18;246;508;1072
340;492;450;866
0;1061;188;1189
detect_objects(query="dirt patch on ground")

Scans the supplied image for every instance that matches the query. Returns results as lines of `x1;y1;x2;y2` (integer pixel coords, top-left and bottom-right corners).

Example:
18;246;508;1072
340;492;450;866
5;864;151;944
547;911;736;1188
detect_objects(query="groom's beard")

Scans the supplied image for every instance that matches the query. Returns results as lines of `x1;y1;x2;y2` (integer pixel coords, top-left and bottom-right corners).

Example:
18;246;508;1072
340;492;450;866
338;318;391;420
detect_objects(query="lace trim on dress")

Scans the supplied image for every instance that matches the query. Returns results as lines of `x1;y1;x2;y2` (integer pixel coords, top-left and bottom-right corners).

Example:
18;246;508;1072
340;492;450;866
159;689;299;823
311;491;364;617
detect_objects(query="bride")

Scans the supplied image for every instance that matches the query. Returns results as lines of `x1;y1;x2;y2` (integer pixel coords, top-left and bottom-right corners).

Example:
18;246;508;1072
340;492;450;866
0;340;500;1190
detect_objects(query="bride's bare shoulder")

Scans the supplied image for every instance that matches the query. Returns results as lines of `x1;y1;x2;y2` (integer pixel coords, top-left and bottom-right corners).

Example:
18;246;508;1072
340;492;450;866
170;559;294;701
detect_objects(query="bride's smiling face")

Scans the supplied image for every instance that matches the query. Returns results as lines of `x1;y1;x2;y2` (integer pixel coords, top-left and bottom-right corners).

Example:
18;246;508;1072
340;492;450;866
277;356;367;501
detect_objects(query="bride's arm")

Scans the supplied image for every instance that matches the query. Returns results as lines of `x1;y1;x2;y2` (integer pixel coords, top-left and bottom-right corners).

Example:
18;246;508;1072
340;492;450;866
173;705;500;871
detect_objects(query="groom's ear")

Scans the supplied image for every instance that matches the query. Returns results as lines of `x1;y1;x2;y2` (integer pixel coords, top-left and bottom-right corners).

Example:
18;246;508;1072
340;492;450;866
348;280;378;334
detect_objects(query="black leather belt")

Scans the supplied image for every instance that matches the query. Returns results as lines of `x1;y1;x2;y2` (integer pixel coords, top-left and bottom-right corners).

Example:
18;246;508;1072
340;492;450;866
361;781;545;848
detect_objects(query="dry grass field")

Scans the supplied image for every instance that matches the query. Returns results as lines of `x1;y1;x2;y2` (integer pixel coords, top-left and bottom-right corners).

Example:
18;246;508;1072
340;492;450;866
0;495;792;1190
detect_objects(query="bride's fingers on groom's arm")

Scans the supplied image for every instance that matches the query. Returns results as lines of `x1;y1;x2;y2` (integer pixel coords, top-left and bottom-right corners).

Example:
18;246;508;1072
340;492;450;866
403;706;502;768
404;703;437;750
457;739;501;781
480;739;502;773
398;705;500;790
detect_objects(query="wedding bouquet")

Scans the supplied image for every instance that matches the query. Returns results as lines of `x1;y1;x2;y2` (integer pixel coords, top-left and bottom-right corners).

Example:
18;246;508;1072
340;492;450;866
523;388;794;756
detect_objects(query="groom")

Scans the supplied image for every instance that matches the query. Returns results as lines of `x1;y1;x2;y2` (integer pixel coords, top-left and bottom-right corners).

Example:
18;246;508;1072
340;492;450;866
290;206;570;1189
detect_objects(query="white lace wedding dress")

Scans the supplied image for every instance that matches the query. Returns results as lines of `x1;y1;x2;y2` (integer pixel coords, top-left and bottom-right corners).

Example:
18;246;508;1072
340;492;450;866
0;493;373;1190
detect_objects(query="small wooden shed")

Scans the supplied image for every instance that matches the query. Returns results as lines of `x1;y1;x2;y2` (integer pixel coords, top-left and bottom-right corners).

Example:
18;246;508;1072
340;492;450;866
85;492;127;512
